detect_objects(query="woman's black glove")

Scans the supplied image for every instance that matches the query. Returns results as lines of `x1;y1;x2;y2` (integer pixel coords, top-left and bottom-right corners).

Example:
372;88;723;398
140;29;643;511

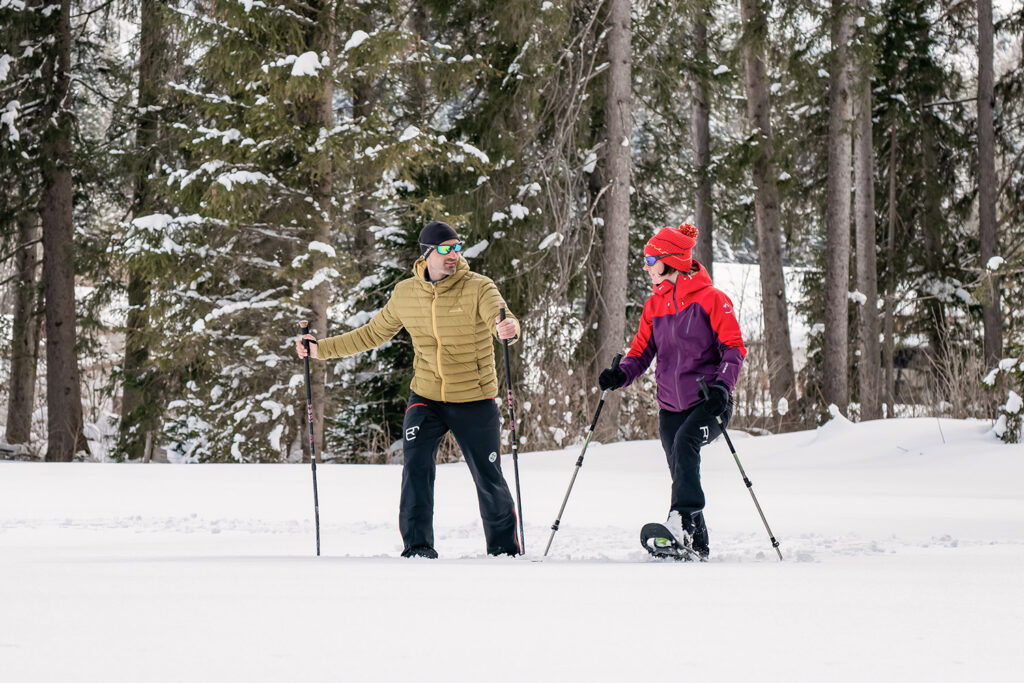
599;366;627;391
703;382;730;417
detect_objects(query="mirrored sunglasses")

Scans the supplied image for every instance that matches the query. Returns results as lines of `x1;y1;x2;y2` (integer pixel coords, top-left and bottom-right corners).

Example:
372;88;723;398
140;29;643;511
423;242;464;255
643;253;686;266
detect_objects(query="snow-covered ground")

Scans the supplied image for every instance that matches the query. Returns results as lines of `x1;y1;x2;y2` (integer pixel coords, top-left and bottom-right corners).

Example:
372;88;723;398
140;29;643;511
2;416;1023;682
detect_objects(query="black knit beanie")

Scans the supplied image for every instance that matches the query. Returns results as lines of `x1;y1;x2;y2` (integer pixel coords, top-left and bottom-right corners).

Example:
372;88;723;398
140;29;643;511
418;221;459;256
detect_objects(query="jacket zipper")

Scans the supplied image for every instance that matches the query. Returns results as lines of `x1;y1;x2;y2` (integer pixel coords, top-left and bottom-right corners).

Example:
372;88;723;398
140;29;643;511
431;286;446;401
671;279;682;407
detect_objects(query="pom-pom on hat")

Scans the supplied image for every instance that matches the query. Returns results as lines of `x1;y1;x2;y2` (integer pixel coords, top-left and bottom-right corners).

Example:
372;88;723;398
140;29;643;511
644;223;699;272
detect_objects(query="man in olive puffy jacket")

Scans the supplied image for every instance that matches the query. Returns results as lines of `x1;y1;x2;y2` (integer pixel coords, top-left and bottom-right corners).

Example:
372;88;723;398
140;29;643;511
296;221;521;558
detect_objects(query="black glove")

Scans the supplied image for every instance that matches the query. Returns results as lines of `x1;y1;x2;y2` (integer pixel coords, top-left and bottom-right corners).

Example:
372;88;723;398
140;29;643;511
599;366;627;391
702;382;730;417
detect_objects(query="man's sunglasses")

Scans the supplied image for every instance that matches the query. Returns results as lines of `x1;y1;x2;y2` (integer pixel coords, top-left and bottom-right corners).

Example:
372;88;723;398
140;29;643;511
643;253;686;266
422;242;464;255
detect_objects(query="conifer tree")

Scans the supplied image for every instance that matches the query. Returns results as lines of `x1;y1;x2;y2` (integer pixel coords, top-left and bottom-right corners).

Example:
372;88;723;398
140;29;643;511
992;4;1023;355
2;208;41;449
38;0;87;460
853;0;882;420
825;0;854;414
977;0;1000;365
689;0;715;275
138;0;351;461
740;0;797;419
1;4;44;450
119;0;176;461
874;0;974;407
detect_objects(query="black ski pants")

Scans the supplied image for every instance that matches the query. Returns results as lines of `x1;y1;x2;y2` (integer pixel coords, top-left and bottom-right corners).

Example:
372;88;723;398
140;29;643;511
400;392;520;556
658;398;734;554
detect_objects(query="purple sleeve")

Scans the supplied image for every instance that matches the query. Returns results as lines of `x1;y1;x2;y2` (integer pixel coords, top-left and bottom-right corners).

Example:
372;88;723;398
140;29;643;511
714;346;744;392
619;353;650;386
619;300;657;387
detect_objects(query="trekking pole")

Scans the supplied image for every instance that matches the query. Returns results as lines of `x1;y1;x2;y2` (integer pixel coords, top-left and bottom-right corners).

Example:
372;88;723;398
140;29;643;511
543;352;623;557
499;308;526;554
300;321;322;557
698;377;782;561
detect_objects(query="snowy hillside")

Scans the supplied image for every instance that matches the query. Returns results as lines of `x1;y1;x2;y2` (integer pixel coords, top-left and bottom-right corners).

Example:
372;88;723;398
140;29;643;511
2;416;1022;682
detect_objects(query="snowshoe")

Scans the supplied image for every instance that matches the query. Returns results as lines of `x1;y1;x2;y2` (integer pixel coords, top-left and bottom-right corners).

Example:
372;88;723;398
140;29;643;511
641;522;700;562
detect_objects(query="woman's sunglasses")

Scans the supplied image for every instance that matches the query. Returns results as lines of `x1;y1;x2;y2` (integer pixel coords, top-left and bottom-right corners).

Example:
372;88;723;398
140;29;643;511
643;253;686;266
423;242;464;255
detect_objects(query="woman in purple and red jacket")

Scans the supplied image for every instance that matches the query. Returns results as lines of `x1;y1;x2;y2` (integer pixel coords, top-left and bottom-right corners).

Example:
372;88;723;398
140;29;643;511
599;223;746;560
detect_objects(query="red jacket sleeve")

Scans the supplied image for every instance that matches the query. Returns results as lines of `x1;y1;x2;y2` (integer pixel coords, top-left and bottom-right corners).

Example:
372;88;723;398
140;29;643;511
709;290;746;391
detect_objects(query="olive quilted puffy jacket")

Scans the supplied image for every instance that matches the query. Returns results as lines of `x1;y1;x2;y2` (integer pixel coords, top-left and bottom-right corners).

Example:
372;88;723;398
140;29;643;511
316;257;520;403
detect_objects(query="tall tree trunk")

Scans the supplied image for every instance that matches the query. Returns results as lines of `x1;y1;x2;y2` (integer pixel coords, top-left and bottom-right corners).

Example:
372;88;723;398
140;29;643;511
825;0;853;415
690;3;713;277
884;126;898;417
5;209;42;447
920;111;946;353
594;0;631;438
977;0;1001;365
40;0;86;461
853;19;881;421
740;0;797;418
120;0;169;460
304;0;336;461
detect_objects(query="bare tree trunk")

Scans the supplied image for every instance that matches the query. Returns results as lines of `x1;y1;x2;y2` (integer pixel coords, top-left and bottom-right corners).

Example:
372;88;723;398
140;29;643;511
120;0;169;460
977;0;1001;365
593;0;631;438
740;0;797;418
40;0;86;461
5;209;42;447
884;127;898;416
853;22;881;421
690;3;713;277
305;0;336;461
825;0;853;415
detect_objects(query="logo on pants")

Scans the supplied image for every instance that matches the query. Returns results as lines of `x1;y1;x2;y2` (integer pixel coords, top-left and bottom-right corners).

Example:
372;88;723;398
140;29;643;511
405;425;420;441
700;425;710;444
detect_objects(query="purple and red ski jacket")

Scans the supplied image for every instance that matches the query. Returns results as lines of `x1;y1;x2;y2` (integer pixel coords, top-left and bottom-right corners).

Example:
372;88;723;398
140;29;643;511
619;263;747;412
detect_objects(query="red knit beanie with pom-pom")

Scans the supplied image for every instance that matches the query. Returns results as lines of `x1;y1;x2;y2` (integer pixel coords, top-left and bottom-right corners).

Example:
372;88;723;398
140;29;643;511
644;223;699;272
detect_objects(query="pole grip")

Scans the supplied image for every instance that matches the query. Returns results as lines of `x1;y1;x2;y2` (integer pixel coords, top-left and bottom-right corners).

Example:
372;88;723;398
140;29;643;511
499;307;507;322
697;376;710;401
612;352;623;371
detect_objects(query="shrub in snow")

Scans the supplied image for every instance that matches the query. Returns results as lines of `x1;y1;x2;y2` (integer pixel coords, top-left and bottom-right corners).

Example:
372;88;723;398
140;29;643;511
984;357;1024;443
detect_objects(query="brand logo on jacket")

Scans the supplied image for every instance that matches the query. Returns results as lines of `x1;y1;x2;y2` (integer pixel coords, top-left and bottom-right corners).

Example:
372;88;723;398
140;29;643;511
723;303;732;314
488;452;498;463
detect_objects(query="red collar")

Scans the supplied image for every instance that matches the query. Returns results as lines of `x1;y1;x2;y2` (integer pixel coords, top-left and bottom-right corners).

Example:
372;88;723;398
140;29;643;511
651;263;713;298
